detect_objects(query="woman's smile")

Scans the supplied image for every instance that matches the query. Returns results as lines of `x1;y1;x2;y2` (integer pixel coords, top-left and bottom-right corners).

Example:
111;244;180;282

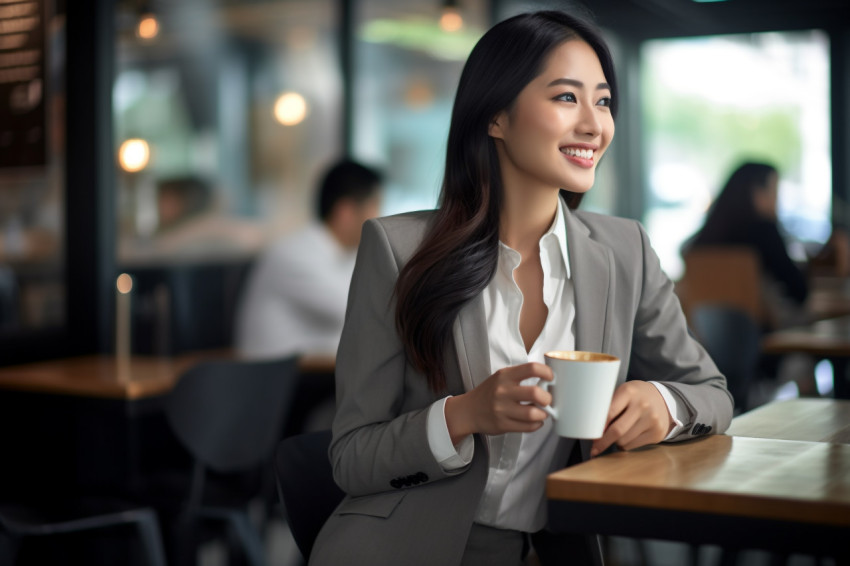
560;144;598;168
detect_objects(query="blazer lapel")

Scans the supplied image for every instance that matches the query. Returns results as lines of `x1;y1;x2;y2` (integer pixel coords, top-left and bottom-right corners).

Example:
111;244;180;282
564;208;614;356
564;208;615;462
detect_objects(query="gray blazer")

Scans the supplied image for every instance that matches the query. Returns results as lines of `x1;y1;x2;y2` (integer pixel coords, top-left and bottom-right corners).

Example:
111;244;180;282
309;205;734;566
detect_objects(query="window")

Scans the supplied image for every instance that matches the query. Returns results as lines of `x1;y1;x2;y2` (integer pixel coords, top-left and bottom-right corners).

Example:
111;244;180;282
353;0;489;214
113;0;340;264
640;31;831;279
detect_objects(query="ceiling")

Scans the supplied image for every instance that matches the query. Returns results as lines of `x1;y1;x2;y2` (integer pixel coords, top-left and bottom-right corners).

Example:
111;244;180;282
578;0;850;40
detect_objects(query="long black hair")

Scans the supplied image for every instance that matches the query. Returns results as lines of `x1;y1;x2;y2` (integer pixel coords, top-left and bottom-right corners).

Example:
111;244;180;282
395;10;619;392
690;162;778;247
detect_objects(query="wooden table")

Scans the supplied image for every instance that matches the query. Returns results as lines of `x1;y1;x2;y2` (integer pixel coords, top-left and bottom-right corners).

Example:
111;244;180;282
0;352;336;497
806;275;850;321
546;400;850;559
0;351;336;399
762;315;850;399
726;397;850;443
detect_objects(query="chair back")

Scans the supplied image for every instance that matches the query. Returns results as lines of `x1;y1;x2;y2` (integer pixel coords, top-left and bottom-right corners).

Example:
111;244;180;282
274;430;344;560
690;305;761;412
166;357;299;473
678;246;763;326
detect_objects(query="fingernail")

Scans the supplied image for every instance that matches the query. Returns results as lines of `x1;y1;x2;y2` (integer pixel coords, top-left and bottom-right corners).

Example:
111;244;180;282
590;449;599;457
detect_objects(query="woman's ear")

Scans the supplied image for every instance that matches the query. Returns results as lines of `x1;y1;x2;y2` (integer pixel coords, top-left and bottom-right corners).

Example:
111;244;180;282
488;111;506;139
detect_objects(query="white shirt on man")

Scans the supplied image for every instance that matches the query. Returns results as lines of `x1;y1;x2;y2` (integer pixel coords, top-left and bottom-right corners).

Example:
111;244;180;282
426;198;685;532
235;222;356;359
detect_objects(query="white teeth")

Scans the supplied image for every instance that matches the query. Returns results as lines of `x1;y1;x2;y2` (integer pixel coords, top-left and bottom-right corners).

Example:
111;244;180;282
562;147;594;159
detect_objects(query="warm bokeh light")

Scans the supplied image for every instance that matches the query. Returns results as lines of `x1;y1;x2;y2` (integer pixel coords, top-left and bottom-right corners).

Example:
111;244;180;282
439;9;463;32
118;138;150;172
137;14;159;40
273;92;308;126
116;273;133;294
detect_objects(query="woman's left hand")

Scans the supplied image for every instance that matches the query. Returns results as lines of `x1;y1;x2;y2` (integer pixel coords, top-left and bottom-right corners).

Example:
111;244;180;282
590;380;673;457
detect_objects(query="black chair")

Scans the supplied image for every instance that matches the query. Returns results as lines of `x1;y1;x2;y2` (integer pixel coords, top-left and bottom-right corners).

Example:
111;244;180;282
691;304;762;413
274;429;345;561
149;356;300;566
0;499;166;566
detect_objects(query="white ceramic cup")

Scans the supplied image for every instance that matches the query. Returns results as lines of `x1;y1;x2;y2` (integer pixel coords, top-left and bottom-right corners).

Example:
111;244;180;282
541;350;621;439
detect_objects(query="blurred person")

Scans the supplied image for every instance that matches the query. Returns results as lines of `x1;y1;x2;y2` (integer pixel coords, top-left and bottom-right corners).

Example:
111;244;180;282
684;161;849;329
683;162;808;329
234;159;384;360
121;175;265;261
683;161;848;398
311;11;732;566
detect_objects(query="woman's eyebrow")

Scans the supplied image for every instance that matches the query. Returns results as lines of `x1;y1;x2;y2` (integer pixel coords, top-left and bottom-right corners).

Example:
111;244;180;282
546;78;611;91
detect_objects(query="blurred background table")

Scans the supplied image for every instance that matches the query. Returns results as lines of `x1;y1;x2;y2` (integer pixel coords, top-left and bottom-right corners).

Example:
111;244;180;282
762;314;850;398
0;351;335;500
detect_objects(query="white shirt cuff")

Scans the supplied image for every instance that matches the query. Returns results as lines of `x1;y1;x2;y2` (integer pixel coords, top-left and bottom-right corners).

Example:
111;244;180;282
426;397;474;471
649;382;686;440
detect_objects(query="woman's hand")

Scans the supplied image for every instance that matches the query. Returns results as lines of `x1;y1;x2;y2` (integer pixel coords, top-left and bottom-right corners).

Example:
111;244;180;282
444;362;553;445
590;380;673;457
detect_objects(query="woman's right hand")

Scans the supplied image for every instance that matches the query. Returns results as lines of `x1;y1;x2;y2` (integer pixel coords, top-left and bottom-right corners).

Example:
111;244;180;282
443;362;553;445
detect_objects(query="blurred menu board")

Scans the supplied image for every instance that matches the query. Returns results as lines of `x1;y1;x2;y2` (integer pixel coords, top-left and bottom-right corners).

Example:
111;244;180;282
0;0;45;168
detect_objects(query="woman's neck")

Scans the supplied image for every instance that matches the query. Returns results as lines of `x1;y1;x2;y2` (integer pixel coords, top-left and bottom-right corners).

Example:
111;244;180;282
499;187;560;255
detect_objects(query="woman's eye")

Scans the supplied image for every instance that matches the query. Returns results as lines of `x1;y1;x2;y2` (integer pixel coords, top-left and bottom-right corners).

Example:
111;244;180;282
555;92;577;103
597;97;612;108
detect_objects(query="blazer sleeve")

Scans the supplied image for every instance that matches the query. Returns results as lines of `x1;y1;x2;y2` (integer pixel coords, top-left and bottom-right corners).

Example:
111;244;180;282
627;221;735;440
329;218;463;497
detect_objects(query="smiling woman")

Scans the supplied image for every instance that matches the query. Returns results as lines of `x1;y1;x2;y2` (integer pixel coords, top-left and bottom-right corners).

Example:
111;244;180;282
313;9;732;566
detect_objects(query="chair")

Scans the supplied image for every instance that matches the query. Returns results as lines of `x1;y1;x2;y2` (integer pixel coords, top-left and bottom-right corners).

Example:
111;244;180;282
0;499;166;566
690;305;762;412
274;429;345;561
677;246;764;327
151;356;300;566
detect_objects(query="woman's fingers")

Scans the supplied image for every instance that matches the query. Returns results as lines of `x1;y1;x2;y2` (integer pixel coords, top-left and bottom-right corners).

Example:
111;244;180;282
591;381;671;456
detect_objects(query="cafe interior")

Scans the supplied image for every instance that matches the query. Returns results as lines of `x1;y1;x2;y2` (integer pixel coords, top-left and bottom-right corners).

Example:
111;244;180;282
0;0;848;564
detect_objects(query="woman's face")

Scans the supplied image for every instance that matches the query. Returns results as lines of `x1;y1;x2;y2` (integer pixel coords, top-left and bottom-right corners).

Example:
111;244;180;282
489;39;615;195
753;171;779;220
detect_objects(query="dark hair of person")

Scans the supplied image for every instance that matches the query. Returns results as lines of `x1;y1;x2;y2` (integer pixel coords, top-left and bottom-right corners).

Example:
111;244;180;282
395;10;619;392
316;160;383;221
690;161;778;247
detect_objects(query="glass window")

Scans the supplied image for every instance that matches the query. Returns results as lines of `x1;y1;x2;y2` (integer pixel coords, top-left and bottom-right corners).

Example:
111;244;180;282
113;0;339;264
640;31;831;279
353;0;490;214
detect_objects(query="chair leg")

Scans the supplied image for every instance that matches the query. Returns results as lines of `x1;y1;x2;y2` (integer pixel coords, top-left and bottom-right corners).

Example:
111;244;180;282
226;513;267;566
133;510;168;566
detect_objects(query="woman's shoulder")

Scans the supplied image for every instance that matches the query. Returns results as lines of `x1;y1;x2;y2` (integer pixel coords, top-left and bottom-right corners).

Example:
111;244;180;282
570;208;642;243
363;209;436;262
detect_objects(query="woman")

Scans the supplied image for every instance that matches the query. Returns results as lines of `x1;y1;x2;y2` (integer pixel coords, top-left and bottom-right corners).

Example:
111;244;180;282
311;10;733;566
684;162;809;320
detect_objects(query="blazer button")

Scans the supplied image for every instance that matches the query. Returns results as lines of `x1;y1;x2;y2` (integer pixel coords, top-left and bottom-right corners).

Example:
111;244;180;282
416;472;429;483
390;479;401;489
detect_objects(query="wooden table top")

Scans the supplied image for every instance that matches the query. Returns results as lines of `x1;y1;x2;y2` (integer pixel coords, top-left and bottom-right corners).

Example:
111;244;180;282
807;276;850;321
0;354;218;399
0;351;336;400
727;398;850;444
761;314;850;357
546;435;850;527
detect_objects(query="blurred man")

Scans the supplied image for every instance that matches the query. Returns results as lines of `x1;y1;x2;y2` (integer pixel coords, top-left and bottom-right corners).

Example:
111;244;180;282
235;159;383;359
